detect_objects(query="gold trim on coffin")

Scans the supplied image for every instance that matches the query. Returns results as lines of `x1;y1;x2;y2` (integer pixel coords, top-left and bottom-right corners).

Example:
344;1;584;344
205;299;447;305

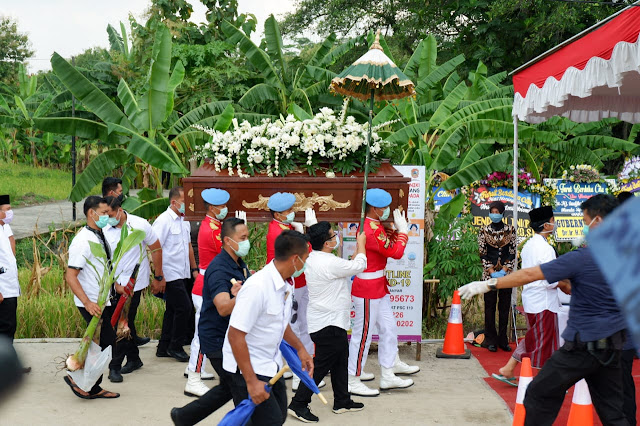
243;193;351;212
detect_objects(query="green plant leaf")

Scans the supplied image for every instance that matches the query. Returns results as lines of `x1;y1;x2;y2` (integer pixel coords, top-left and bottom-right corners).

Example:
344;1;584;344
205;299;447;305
419;35;437;80
168;101;232;135
70;149;131;202
430;81;467;127
33;117;122;144
519;147;541;182
89;241;107;259
146;24;172;131
129;197;170;219
165;60;186;121
308;33;337;67
287;103;312;120
238;83;280;109
214;104;235;132
416;54;465;96
386;121;431;144
264;15;288;84
442;151;514;190
117;79;141;121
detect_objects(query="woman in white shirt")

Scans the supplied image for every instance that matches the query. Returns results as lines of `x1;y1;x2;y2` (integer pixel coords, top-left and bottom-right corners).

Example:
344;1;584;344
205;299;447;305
288;222;367;423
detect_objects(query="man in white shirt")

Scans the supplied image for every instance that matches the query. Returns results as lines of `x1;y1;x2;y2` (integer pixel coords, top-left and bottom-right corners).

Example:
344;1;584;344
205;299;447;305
493;206;565;384
0;195;20;344
152;186;198;362
64;196;120;399
223;230;314;426
104;195;165;378
288;222;367;423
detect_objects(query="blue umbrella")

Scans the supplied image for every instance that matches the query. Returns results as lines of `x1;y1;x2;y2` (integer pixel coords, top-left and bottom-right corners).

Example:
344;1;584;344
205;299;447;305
218;366;290;426
279;340;328;404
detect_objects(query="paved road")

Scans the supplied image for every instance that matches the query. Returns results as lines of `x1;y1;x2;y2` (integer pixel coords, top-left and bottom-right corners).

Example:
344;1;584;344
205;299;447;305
11;200;82;240
3;341;511;425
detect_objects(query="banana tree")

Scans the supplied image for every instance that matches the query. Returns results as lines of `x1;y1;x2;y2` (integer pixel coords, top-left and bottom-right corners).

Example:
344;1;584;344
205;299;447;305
34;24;233;218
222;15;361;116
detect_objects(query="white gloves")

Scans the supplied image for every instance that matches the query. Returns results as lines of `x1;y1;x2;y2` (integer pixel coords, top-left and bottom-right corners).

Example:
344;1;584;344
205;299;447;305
291;222;304;233
393;209;409;234
235;210;247;224
458;280;492;300
304;208;318;227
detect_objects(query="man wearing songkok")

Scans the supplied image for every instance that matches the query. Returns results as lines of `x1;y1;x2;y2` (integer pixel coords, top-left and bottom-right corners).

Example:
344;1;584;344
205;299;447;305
492;206;564;386
347;188;419;397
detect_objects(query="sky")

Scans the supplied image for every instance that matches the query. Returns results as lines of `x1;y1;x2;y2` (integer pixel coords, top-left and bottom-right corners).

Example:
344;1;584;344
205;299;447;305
1;0;296;73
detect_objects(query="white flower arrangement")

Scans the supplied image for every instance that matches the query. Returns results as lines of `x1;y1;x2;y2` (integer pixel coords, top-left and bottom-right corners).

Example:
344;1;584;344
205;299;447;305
192;101;393;177
561;164;602;183
619;156;640;181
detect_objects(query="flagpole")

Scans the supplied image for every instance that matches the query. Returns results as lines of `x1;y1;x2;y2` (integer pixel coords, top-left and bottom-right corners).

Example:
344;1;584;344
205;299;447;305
360;89;375;230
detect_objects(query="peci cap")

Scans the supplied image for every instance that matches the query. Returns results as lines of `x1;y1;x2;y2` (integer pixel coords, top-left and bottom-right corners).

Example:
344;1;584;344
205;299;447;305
267;192;296;212
201;188;230;206
0;195;9;206
366;188;392;208
529;206;554;224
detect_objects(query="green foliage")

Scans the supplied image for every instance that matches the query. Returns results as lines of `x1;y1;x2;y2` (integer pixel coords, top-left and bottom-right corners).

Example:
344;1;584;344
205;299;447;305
0;17;34;85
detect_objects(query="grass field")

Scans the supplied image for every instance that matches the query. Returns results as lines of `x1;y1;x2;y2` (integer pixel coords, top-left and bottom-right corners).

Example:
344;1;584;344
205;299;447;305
0;162;74;206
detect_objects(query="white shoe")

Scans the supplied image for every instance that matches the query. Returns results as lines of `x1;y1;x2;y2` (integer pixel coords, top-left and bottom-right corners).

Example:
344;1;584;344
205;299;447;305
348;374;379;397
200;369;215;380
392;354;420;375
360;371;375;382
292;375;326;391
184;371;210;397
380;367;413;390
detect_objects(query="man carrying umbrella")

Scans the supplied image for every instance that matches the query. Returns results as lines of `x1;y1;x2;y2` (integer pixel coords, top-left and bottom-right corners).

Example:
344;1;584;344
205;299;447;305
223;230;314;425
348;188;419;397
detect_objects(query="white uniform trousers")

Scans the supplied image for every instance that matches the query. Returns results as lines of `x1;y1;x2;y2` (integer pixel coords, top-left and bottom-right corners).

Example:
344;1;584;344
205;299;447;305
290;285;314;355
348;294;398;375
188;294;207;372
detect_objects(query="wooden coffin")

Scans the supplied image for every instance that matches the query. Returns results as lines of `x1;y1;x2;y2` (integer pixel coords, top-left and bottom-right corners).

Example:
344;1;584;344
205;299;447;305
182;160;410;223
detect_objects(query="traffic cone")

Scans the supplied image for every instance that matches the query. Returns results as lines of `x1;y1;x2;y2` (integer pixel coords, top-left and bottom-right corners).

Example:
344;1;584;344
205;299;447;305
436;290;471;359
512;357;533;426
567;379;593;426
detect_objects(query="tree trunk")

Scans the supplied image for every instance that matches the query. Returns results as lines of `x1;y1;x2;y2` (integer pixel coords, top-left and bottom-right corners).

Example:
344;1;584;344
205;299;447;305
82;143;91;172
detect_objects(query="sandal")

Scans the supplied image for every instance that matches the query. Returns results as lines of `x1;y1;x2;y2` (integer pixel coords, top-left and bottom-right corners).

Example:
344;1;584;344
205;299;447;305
90;389;120;399
64;375;91;399
491;373;518;387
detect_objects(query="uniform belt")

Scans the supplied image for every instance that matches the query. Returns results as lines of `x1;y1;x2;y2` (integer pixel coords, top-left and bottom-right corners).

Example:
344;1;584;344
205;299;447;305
356;270;384;280
199;268;206;275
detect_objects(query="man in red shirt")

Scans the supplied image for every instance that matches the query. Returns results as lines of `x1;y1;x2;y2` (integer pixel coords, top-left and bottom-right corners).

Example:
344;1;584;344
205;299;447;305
348;188;420;397
266;192;324;390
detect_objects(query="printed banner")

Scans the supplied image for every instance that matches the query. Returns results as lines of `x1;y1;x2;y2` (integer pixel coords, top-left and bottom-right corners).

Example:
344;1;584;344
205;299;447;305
544;179;613;241
620;178;640;194
468;186;541;242
341;165;424;343
431;186;457;211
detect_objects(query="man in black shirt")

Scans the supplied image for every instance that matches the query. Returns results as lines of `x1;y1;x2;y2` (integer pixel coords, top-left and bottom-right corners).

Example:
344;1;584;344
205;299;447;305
170;217;249;426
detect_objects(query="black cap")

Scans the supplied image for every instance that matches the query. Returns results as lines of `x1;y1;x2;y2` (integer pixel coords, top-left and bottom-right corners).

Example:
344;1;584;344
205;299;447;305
0;195;9;206
529;206;553;223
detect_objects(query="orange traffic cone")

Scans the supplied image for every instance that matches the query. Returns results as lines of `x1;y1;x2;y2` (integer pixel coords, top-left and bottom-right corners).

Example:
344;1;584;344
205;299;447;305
436;290;471;359
567;379;593;426
513;357;533;426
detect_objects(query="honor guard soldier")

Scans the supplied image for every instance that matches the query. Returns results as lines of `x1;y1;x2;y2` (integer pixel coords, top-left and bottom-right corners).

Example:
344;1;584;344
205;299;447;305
348;188;419;397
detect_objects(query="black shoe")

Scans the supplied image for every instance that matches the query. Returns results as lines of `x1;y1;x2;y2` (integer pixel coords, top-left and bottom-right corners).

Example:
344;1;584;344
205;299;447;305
121;360;144;374
487;345;497;352
108;369;123;383
167;348;189;362
135;336;151;346
156;348;171;358
22;367;32;374
288;405;319;423
333;400;365;414
170;408;184;426
499;344;512;352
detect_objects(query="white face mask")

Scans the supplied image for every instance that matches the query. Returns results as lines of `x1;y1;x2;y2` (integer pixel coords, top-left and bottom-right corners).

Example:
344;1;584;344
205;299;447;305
2;209;13;224
327;234;340;251
540;222;555;234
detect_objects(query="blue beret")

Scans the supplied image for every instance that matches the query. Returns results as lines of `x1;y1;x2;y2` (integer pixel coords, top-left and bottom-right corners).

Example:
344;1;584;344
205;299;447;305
267;192;296;212
201;188;230;206
366;188;392;208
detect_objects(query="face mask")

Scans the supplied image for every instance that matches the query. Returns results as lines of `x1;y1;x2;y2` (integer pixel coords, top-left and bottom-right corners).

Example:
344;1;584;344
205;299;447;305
379;207;390;221
572;217;597;247
117;193;125;203
93;211;109;229
540;222;555;234
489;213;503;223
292;255;306;278
107;210;121;227
328;234;340;251
178;203;186;215
230;238;250;257
2;209;13;224
284;211;295;223
582;217;598;236
216;207;228;220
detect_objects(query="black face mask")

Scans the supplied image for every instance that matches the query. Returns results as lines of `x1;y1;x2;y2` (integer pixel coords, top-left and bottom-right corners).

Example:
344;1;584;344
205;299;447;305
117;193;125;203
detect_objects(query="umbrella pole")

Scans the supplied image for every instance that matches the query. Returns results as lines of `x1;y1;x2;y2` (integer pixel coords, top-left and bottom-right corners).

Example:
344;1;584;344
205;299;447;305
360;89;375;231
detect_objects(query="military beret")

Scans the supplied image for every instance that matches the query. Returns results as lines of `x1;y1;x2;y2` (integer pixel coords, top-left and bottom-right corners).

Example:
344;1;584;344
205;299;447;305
267;192;296;212
366;188;392;208
201;188;230;206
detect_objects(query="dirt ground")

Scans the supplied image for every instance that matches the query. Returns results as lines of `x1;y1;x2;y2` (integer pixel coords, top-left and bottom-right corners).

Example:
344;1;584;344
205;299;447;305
2;340;512;425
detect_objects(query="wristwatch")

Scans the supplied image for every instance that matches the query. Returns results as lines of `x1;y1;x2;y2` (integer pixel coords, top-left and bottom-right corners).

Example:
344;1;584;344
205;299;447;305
191;268;199;274
488;278;498;291
154;275;163;281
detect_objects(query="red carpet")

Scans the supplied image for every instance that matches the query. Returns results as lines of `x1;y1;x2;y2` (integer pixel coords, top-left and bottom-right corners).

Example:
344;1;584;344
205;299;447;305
468;343;640;425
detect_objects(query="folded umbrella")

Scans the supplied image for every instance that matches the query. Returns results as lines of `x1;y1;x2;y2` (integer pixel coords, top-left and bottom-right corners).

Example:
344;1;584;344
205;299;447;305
279;340;328;404
110;263;140;328
218;366;290;426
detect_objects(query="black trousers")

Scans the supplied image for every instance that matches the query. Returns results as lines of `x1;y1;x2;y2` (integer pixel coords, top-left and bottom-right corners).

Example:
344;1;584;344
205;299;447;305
78;305;121;394
173;354;234;425
228;371;287;426
0;297;17;342
291;325;349;409
111;293;140;367
621;349;637;426
483;288;511;347
159;279;191;351
523;343;628;426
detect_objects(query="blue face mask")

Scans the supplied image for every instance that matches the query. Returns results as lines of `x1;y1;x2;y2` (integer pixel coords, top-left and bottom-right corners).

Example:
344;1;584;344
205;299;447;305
284;211;295;223
379;207;390;221
292;255;306;278
231;238;251;257
216;207;228;220
583;217;597;236
489;213;503;223
107;210;121;227
94;211;109;229
178;203;186;215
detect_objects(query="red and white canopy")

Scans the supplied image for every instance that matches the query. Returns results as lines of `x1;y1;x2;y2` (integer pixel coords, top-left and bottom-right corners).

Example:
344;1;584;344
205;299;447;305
513;3;640;124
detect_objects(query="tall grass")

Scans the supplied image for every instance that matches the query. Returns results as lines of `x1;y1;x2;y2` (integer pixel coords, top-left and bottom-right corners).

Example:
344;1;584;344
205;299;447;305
0;162;74;206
